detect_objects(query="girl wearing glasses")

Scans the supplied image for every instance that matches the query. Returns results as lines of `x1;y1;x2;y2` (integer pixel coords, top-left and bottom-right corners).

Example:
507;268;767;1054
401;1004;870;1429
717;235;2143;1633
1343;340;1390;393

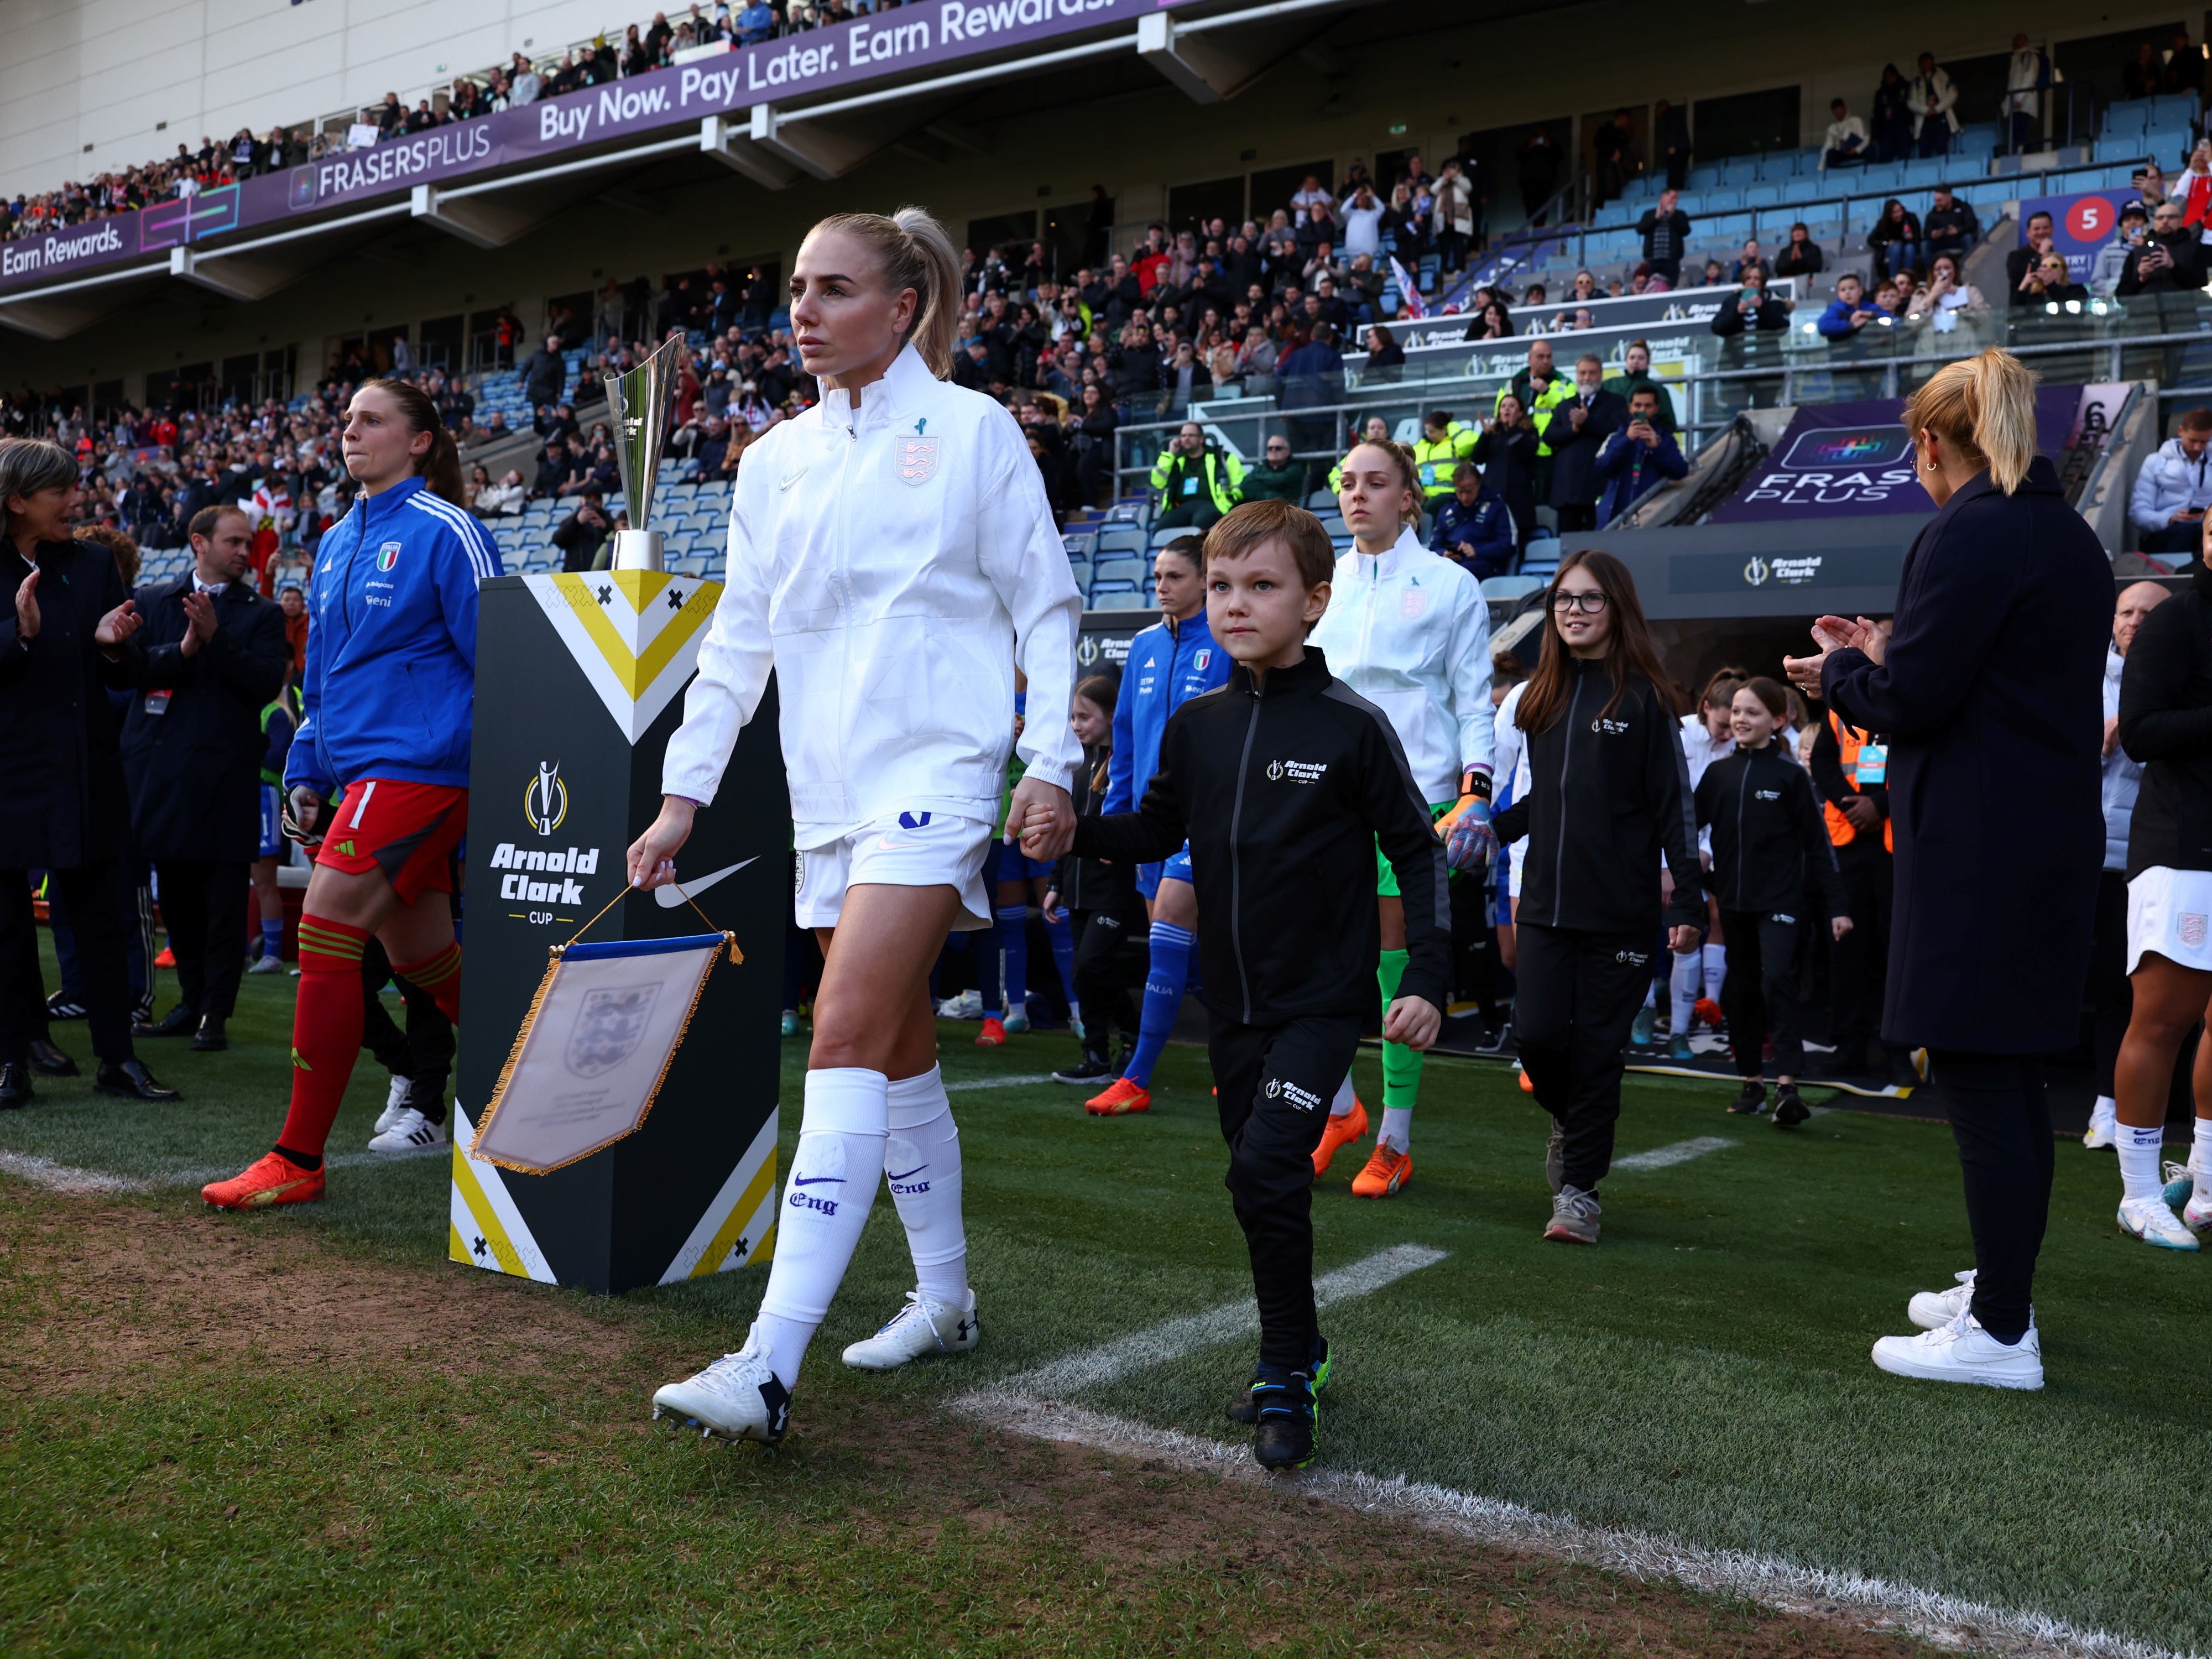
1490;549;1703;1245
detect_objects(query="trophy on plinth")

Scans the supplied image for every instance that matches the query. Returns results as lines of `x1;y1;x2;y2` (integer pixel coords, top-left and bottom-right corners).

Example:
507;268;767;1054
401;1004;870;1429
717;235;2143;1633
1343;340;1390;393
609;335;682;572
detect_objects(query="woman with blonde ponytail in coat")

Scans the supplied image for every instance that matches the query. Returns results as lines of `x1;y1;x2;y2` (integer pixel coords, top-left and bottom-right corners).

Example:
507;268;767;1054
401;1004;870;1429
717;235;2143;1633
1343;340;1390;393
1785;347;2107;1391
635;206;1084;1445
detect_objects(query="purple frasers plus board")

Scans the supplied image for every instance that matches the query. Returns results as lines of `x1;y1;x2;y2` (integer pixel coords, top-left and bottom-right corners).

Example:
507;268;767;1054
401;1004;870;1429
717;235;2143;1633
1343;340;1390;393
0;0;1166;294
1708;388;2088;523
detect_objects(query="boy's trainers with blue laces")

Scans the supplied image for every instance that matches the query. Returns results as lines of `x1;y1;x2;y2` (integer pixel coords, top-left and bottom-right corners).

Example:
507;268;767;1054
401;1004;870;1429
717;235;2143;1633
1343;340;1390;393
1249;1362;1320;1469
1228;1339;1330;1425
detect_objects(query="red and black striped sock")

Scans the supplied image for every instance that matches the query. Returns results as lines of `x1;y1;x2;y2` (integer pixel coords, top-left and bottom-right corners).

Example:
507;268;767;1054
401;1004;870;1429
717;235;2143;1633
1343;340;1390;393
393;940;463;1026
274;914;372;1168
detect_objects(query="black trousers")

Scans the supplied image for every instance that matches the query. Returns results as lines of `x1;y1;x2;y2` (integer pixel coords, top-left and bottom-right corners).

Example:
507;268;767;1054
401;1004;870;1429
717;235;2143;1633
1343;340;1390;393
1156;499;1225;532
1209;1010;1363;1370
1072;897;1149;1052
154;858;249;1021
2141;523;2202;557
2088;869;2130;1098
1720;907;1804;1078
361;936;455;1124
1829;838;1891;1055
1929;1051;2053;1342
1;867;134;1067
1514;922;1651;1192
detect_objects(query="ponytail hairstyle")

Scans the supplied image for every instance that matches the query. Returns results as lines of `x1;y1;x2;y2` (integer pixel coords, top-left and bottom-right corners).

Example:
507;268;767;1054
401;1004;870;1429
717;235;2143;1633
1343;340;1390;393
811;205;961;377
1902;346;2038;495
358;375;466;508
1515;548;1680;733
1340;437;1425;534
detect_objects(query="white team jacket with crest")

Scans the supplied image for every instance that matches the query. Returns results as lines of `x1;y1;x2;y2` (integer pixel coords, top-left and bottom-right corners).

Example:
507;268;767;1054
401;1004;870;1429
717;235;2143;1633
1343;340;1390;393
1306;525;1494;805
664;343;1083;842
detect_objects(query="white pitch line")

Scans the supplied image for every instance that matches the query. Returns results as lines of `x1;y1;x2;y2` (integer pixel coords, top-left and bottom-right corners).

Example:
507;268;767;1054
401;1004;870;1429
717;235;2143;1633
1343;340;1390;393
1612;1136;1735;1173
950;1391;2197;1659
0;1141;450;1196
1003;1243;1447;1398
945;1073;1057;1091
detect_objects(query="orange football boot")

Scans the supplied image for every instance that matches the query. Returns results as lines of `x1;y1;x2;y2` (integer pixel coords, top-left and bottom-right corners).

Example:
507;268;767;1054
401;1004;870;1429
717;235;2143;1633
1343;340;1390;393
1085;1077;1151;1115
1312;1097;1369;1175
973;1016;1006;1047
202;1151;325;1211
1350;1142;1413;1197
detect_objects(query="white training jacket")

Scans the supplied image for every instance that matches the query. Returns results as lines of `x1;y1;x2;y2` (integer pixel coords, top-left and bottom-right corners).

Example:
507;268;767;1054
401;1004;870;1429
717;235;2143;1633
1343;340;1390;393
1306;524;1493;805
664;343;1083;840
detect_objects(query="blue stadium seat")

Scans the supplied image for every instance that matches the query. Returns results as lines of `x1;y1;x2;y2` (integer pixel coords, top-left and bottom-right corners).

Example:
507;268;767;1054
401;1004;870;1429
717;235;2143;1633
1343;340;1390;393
1702;188;1744;213
2147;127;2194;164
1744;183;1782;208
1063;531;1096;560
1096;526;1147;557
1093;590;1150;611
1480;575;1543;603
1150;525;1189;548
2103;98;2154;136
1720;159;1759;186
1687;165;1722;191
1067;556;1092;591
1094;555;1145;587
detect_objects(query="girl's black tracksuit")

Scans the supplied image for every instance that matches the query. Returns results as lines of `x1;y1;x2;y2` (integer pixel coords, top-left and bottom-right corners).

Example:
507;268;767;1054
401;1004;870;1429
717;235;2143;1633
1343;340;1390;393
1052;743;1150;1070
1071;647;1450;1371
1491;658;1703;1193
1693;742;1846;1080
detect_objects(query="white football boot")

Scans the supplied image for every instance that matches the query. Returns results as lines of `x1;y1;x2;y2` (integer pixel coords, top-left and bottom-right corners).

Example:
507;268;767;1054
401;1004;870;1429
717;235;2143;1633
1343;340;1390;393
2118;1194;2199;1251
841;1288;980;1371
651;1334;792;1445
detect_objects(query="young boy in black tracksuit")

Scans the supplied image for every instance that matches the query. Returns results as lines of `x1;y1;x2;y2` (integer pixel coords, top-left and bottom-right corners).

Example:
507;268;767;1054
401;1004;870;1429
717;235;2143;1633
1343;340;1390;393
1040;499;1451;1471
1692;676;1851;1125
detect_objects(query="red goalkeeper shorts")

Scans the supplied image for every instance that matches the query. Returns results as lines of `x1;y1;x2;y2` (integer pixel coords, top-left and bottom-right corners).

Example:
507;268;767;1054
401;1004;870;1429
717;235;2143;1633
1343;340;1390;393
315;779;468;904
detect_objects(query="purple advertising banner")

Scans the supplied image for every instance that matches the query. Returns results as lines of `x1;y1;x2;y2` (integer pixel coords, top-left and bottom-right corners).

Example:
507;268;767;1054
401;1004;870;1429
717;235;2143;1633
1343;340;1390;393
0;0;1169;295
1707;387;2090;523
2018;188;2137;281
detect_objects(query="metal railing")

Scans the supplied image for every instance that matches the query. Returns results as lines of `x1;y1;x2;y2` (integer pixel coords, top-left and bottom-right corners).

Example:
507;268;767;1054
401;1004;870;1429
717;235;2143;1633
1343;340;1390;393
1103;306;2212;500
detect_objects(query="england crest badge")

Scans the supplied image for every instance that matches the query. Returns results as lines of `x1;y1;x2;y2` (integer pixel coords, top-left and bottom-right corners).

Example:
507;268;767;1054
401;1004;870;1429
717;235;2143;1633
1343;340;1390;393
896;435;940;486
566;983;662;1078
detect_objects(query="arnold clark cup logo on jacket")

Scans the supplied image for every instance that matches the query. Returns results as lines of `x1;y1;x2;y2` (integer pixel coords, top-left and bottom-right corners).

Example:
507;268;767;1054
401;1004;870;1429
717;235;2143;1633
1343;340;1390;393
1266;759;1328;783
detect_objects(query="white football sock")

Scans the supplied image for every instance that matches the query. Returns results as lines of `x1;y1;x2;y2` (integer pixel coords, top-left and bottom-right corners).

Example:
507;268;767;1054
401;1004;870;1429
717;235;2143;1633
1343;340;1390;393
1329;1073;1357;1118
1670;949;1700;1031
2119;1121;2166;1204
885;1065;969;1307
1701;942;1726;1002
1380;1105;1413;1154
2193;1114;2212;1180
754;1067;889;1389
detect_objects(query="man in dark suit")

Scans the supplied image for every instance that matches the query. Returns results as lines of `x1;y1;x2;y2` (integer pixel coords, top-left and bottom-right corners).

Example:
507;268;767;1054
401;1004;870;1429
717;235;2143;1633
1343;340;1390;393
121;504;290;1052
1546;353;1627;535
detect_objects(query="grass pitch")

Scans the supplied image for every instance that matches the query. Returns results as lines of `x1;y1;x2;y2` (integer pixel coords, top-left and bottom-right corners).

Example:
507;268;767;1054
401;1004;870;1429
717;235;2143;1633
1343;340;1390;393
2;953;2207;1657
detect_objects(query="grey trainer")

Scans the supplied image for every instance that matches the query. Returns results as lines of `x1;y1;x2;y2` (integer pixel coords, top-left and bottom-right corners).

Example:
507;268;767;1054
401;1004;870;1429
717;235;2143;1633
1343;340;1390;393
1545;1183;1601;1245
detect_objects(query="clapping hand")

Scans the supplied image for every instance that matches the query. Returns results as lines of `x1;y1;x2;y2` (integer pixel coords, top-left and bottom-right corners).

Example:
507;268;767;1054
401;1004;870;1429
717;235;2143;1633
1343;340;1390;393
178;589;218;656
94;599;141;650
13;567;38;643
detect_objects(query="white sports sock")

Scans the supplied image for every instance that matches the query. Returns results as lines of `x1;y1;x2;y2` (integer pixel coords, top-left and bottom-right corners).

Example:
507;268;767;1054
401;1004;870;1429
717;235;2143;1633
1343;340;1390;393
885;1066;968;1307
1329;1073;1357;1118
2193;1114;2212;1180
1701;942;1726;1002
754;1067;889;1389
1670;949;1700;1032
2119;1122;2166;1204
1379;1105;1413;1154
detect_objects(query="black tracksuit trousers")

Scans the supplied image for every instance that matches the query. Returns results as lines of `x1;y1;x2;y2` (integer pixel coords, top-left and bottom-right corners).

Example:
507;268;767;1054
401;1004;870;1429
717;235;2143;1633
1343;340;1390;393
1209;1010;1364;1370
1931;1051;2053;1343
1512;922;1651;1192
1072;895;1150;1053
1719;908;1804;1078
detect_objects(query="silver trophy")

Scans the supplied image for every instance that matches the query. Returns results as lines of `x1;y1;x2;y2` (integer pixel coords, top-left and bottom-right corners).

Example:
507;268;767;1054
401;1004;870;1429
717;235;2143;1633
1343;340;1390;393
608;335;681;572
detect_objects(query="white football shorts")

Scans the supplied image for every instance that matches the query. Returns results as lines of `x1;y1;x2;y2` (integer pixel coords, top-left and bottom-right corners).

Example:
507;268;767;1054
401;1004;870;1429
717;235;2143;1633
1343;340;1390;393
2126;864;2212;974
794;811;995;932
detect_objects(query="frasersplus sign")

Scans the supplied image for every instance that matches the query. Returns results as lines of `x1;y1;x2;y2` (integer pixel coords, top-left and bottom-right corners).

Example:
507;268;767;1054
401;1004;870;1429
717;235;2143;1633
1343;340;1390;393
0;0;1165;296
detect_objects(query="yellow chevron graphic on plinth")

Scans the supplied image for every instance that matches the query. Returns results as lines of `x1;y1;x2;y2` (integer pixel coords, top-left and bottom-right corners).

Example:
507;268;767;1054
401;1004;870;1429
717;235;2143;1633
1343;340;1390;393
526;571;721;744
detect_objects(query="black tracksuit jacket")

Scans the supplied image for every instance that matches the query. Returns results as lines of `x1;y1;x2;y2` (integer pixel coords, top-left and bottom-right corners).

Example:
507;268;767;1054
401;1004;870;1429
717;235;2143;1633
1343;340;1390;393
1490;657;1704;932
1692;742;1845;917
2121;561;2212;877
1070;648;1452;1024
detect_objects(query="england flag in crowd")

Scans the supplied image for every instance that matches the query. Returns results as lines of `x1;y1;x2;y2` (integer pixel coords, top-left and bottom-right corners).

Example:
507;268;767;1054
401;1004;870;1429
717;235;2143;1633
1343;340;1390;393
1390;255;1427;320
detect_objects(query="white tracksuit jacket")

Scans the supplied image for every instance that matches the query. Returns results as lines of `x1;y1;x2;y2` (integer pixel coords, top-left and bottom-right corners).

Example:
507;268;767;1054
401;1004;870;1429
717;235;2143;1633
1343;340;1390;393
1306;524;1493;805
663;343;1083;839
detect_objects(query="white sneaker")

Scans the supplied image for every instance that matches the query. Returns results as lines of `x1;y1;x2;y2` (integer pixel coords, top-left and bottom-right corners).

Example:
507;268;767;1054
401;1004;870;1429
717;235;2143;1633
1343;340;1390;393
367;1107;445;1154
841;1288;980;1371
246;953;285;975
1871;1310;2044;1390
2118;1194;2199;1251
651;1334;792;1444
935;990;983;1020
2083;1104;2117;1150
1907;1269;1976;1330
374;1075;414;1136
